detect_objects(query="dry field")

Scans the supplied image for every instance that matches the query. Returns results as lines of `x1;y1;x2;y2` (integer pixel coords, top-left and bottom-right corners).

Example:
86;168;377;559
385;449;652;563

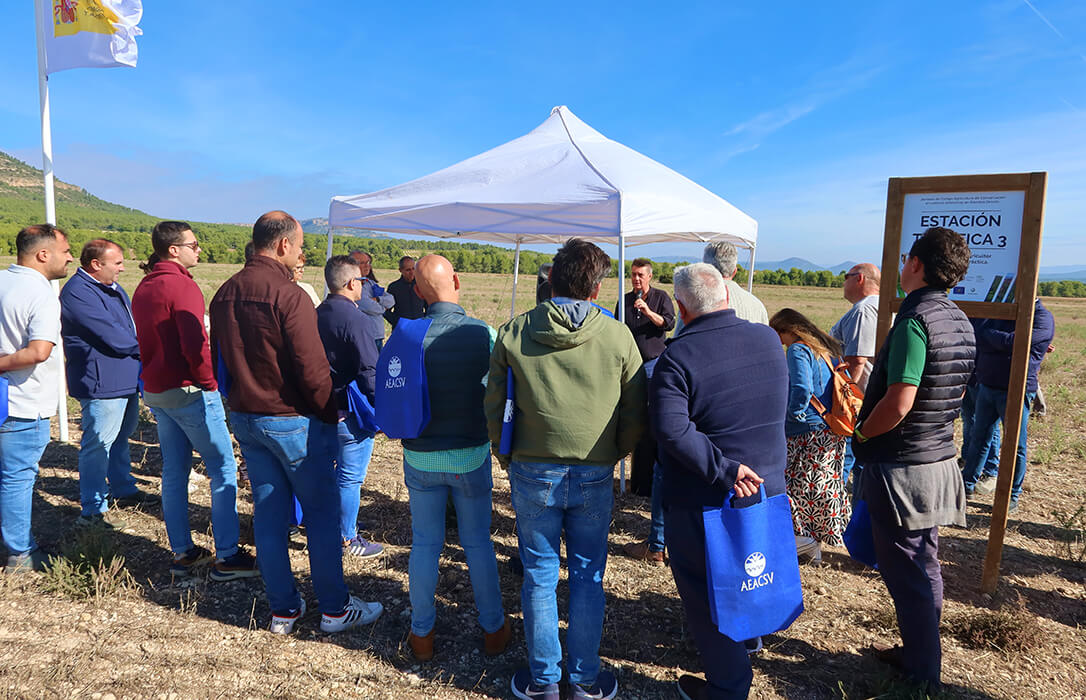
0;259;1083;700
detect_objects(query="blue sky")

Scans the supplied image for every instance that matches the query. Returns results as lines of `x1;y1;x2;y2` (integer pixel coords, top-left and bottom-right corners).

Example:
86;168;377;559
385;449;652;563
1;1;1084;266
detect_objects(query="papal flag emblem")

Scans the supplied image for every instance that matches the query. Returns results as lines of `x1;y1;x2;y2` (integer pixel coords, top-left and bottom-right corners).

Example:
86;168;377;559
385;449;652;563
41;0;143;74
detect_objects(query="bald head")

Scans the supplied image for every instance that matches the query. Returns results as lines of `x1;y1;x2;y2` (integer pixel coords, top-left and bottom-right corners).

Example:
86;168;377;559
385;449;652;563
844;262;881;302
414;254;460;304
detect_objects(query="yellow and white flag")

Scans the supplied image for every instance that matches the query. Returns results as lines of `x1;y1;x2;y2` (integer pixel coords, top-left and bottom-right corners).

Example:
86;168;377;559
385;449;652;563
40;0;143;74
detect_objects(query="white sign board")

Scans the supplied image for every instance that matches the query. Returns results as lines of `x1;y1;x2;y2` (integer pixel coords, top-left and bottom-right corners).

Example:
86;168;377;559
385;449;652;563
901;191;1025;302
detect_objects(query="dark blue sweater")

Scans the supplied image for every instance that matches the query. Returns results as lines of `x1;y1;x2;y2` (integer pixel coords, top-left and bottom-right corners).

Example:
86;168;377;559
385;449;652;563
59;269;140;400
317;293;379;409
650;309;788;509
975;299;1054;394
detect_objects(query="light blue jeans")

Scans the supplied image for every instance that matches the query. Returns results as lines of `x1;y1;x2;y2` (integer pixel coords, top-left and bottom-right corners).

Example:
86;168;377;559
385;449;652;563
960;383;1000;481
962;385;1035;502
336;418;375;541
149;391;239;558
509;461;614;687
648;462;665;552
0;417;50;555
404;458;505;636
78;394;140;516
231;412;348;615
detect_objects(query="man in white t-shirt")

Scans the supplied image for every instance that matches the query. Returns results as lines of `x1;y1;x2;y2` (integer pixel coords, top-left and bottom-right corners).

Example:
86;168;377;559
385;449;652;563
0;224;73;572
830;262;880;492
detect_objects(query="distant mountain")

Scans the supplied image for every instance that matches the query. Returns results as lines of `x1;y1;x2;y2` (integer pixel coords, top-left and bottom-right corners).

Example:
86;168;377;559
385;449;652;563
1039;269;1086;283
299;217;388;239
750;257;859;273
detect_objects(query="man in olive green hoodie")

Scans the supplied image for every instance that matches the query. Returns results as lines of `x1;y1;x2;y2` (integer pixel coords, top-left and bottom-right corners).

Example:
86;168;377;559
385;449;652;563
486;238;646;700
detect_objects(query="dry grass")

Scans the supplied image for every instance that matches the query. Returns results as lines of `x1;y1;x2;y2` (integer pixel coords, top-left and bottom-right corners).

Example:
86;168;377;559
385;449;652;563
0;260;1084;699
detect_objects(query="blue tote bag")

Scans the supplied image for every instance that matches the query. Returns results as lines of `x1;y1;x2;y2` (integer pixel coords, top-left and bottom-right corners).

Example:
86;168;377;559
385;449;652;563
498;367;515;455
843;498;879;569
374;317;432;439
345;380;380;434
0;375;8;424
703;486;804;641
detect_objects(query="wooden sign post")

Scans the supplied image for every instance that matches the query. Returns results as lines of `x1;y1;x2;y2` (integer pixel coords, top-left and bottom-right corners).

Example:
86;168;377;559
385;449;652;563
876;172;1047;594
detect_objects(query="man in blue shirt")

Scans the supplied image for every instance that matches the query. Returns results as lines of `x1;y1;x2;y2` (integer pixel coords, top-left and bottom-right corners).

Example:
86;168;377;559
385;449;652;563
961;299;1055;510
316;255;383;559
61;239;158;531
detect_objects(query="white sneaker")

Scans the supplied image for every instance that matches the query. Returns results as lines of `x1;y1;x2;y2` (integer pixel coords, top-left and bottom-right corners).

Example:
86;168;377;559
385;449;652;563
320;594;383;633
270;599;306;635
795;536;822;564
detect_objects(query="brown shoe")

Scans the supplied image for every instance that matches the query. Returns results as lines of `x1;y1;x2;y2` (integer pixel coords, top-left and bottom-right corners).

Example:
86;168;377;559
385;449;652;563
408;629;435;661
483;615;513;656
622;540;665;566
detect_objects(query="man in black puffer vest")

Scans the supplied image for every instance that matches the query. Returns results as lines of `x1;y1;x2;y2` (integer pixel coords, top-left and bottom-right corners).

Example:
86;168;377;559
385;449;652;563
851;227;975;690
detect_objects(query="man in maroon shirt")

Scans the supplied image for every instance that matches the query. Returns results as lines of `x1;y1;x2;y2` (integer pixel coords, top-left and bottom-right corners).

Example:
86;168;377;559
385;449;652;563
130;221;257;581
210;211;382;635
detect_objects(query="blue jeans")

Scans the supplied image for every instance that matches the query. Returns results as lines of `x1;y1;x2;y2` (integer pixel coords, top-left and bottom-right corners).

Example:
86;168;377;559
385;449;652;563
961;385;1034;501
78;395;140;516
648;462;665;552
404;459;504;636
509;461;614;687
231;412;348;615
336;418;375;541
149;391;239;558
0;417;50;555
960;384;1000;480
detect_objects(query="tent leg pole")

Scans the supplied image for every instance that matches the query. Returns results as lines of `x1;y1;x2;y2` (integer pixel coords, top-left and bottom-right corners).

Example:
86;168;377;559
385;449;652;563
747;247;756;292
510;240;522;320
323;228;334;298
618;232;626;494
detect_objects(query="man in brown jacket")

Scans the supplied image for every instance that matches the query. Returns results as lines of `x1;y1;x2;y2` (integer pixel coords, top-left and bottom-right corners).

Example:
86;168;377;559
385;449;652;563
210;211;382;635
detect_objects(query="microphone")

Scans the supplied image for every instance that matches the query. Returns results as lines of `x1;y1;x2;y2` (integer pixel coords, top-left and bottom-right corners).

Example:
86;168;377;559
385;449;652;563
635;289;643;318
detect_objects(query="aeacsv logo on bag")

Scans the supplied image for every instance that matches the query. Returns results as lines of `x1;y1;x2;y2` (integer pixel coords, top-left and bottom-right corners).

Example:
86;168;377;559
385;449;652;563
385;355;406;389
741;551;774;591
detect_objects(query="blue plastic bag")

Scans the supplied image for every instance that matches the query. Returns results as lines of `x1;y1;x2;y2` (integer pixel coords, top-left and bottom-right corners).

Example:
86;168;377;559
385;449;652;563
345;380;380;434
703;486;805;641
0;375;8;424
843;498;879;569
374;317;432;439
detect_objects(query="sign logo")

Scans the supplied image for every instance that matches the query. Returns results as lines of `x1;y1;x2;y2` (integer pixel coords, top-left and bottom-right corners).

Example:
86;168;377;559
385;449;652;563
744;552;766;578
388;356;402;378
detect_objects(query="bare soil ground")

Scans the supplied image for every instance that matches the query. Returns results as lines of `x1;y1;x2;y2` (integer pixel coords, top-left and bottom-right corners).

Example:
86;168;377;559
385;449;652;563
1;266;1083;699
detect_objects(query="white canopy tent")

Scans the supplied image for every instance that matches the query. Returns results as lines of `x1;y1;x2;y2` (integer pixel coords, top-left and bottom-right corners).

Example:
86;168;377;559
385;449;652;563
328;105;759;321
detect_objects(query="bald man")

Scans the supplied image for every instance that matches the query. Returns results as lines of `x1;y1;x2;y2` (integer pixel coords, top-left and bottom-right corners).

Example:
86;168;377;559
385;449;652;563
397;254;510;661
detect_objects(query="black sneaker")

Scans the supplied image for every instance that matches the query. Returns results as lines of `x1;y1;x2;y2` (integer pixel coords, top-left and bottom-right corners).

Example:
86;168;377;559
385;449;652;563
571;670;618;700
510;669;559;700
208;550;260;581
170;546;213;577
111;489;161;508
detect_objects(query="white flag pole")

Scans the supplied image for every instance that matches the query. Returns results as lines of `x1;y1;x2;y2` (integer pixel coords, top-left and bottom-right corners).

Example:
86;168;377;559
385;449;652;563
35;0;70;443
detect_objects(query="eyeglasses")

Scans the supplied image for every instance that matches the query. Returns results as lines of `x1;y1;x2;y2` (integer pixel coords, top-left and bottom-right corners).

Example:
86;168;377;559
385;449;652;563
900;254;910;265
177;241;200;251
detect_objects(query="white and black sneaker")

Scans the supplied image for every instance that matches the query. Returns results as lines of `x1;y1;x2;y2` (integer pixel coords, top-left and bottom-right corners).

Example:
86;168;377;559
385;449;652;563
269;599;306;635
320;594;383;633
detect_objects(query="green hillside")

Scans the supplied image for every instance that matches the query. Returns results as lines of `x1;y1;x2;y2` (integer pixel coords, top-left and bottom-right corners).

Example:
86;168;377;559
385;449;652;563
0;150;558;274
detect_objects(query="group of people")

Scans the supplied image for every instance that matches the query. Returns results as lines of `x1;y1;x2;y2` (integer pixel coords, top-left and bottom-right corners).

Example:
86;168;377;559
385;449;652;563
0;218;1054;699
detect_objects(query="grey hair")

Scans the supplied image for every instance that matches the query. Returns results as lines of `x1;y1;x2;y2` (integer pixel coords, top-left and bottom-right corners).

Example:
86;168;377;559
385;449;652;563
674;263;727;316
703;241;739;278
324;255;360;292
